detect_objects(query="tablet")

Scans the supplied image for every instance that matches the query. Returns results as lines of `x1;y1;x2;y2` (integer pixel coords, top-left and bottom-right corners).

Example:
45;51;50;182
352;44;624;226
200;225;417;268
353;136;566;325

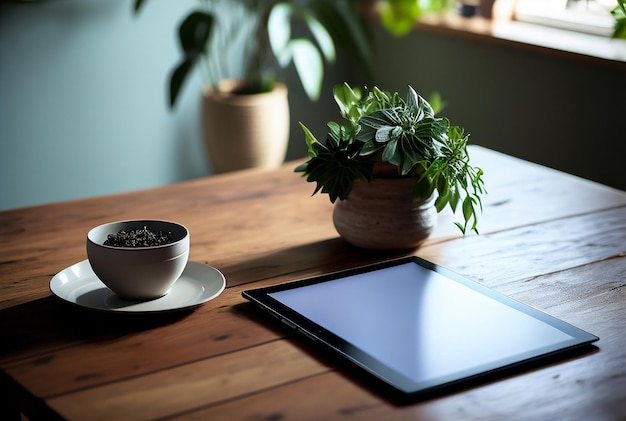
242;256;598;400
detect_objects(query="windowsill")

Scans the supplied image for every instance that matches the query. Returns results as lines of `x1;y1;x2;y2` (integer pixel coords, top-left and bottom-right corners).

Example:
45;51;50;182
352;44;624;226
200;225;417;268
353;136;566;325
413;11;626;68
514;1;615;37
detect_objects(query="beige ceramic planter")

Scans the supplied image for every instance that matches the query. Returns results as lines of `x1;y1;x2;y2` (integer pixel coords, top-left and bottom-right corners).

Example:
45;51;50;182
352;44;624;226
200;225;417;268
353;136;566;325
333;177;437;250
201;80;289;173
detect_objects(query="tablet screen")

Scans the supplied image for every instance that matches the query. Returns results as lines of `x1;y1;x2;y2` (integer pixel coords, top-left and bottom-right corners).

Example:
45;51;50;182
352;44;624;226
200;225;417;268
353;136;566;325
243;257;598;398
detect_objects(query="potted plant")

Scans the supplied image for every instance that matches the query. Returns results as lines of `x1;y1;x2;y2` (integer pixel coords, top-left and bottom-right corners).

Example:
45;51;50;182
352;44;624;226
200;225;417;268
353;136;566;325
296;83;486;250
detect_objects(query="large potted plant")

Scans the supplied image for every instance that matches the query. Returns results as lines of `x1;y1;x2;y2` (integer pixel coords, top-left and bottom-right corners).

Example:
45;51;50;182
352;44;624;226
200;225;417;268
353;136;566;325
134;0;375;173
296;83;486;250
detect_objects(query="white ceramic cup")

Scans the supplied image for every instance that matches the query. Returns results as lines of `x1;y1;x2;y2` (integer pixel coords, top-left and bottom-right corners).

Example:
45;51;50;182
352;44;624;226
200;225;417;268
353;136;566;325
86;220;189;300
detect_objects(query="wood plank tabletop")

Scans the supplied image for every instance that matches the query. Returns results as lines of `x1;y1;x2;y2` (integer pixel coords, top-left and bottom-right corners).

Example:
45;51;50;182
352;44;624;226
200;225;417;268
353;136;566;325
1;146;625;420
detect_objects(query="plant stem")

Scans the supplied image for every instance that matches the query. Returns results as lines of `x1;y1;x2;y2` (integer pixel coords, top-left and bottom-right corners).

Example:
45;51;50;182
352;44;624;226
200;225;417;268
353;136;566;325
245;0;276;92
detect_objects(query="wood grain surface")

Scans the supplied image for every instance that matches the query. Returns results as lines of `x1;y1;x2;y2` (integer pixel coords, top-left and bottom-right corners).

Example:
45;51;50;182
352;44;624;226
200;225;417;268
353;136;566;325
1;146;625;420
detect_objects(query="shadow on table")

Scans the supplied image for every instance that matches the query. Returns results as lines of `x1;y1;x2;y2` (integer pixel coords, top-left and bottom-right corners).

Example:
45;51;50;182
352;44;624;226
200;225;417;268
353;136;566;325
0;295;190;362
0;238;408;363
214;237;415;289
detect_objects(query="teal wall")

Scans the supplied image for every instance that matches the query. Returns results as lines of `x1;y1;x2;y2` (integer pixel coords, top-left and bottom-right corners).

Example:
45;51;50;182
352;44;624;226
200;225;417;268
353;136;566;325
0;0;350;211
0;0;206;210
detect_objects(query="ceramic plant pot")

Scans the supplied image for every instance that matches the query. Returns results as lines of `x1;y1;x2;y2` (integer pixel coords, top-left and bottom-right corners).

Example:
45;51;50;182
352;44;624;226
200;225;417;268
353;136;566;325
201;79;290;174
332;177;437;250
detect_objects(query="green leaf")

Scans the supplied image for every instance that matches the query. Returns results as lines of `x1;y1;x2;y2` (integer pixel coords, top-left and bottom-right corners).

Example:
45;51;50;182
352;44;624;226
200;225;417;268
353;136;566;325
355;124;376;143
381;138;400;165
417;91;435;118
298;122;323;157
437;173;449;198
360;110;395;129
372;86;392;105
289;39;324;100
359;139;383;156
375;125;400;143
309;1;374;80
462;195;474;222
400;139;421;174
434;193;448;212
268;3;335;101
303;14;336;62
413;175;433;201
448;187;460;213
167;11;213;108
401;156;415;175
133;0;146;13
454;222;466;235
178;11;213;55
327;121;343;148
613;18;626;39
333;83;361;118
406;85;420;114
380;0;421;36
268;3;293;66
294;162;308;173
169;59;194;108
381;108;403;124
427;91;447;114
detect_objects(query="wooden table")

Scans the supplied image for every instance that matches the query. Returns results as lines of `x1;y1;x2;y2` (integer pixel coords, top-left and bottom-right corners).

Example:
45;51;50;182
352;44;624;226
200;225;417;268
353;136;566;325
1;146;625;420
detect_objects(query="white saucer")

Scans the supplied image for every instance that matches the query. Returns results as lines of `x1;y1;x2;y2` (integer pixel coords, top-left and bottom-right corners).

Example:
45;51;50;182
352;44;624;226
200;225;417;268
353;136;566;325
50;260;226;314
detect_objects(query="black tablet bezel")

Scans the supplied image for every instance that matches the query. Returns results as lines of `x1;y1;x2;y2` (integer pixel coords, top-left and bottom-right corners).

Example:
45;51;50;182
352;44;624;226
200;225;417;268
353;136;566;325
242;256;599;400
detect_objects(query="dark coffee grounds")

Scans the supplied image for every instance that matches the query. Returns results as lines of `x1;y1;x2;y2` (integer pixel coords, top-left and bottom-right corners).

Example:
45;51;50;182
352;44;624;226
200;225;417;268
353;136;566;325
104;226;175;247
